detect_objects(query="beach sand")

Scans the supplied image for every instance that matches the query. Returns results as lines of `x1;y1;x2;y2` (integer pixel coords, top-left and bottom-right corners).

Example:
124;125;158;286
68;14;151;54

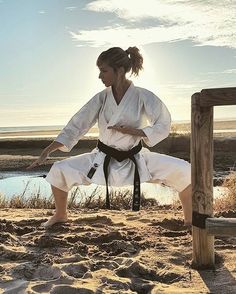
0;207;235;293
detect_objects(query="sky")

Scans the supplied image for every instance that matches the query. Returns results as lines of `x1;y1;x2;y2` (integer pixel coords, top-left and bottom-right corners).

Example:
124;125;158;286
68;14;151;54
0;0;236;127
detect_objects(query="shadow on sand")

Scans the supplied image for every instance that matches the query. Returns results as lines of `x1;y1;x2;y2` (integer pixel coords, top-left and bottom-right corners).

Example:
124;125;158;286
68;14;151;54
198;266;236;294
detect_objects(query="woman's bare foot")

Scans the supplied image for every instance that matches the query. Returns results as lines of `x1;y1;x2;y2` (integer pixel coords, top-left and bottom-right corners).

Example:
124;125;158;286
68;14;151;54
41;214;68;228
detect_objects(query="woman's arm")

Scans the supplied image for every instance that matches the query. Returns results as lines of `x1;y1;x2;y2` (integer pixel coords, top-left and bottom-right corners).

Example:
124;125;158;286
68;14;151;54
141;90;171;147
26;141;64;169
55;92;104;152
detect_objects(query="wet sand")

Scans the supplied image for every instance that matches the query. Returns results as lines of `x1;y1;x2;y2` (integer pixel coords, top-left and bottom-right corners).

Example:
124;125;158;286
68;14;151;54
0;208;235;293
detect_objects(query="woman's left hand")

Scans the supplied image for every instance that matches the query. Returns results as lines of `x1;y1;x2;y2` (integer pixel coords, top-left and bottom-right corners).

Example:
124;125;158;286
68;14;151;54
107;125;146;137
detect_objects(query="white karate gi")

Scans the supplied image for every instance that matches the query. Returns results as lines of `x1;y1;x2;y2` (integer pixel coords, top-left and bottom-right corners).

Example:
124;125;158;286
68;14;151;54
46;83;191;192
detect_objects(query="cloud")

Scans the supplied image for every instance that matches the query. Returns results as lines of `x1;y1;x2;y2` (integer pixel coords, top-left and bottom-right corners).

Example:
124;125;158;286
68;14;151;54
69;25;187;47
205;69;236;74
222;69;236;74
70;0;236;48
65;6;77;11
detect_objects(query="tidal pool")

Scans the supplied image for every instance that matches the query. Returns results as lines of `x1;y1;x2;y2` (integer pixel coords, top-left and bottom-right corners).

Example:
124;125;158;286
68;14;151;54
0;171;226;205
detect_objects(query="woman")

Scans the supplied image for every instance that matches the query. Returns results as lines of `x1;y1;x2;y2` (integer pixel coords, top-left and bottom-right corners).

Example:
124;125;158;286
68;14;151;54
28;47;192;228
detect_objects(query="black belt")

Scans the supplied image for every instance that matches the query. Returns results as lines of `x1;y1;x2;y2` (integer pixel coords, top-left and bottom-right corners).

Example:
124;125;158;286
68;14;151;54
97;139;142;211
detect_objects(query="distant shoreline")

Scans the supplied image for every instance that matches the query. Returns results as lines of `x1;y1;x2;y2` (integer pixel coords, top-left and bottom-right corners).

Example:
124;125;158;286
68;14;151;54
0;119;235;139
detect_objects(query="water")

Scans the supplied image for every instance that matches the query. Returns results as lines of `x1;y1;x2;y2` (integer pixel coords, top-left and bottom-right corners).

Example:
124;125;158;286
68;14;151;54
0;125;64;133
0;171;179;205
0;125;98;139
0;171;226;205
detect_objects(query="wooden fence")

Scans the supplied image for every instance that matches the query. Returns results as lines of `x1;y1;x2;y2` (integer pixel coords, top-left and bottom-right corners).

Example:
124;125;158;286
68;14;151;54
191;87;236;269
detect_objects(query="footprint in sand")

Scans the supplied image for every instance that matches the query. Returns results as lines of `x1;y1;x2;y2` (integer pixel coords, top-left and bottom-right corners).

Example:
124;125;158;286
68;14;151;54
14;225;35;236
12;263;62;281
101;276;131;291
55;254;87;264
31;275;75;294
65;230;126;247
50;285;94;294
115;260;182;284
46;222;71;233
0;219;44;236
92;260;120;271
95;230;125;243
0;220;17;233
0;232;21;246
99;240;138;255
116;260;157;279
151;217;185;231
132;281;156;294
61;261;91;278
0;244;34;261
69;241;89;256
31;282;52;293
74;215;114;226
31;275;75;292
35;235;71;248
0;279;29;294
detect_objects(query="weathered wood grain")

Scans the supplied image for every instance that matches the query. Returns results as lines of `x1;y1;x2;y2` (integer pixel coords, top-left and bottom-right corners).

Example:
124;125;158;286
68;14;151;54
191;92;215;268
200;87;236;107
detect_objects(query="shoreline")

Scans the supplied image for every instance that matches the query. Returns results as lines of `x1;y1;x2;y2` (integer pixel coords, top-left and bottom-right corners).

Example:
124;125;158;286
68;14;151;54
0;134;235;173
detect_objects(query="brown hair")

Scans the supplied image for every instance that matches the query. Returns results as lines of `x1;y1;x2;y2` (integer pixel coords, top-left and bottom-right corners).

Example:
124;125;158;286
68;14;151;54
97;46;143;76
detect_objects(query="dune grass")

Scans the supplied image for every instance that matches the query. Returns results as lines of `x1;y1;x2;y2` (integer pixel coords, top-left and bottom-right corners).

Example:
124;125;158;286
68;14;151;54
214;171;236;211
0;185;159;210
0;172;235;211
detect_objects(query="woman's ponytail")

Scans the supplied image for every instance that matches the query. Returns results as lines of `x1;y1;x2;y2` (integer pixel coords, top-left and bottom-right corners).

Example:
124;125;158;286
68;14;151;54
125;47;143;76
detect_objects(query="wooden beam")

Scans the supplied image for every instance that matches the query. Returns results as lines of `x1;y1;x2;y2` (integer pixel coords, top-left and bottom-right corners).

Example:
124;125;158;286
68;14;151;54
200;87;236;107
191;92;215;269
206;218;236;236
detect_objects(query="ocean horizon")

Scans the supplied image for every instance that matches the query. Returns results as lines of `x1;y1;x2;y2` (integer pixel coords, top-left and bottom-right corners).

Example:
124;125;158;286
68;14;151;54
0;125;64;133
1;117;236;133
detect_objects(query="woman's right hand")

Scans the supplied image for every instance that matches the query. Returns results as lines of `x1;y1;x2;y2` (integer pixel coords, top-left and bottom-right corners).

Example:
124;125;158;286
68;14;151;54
26;150;49;170
26;141;64;170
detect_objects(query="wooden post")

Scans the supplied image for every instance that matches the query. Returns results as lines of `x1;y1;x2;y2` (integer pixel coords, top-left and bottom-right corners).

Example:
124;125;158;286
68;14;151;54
191;93;214;268
191;87;236;269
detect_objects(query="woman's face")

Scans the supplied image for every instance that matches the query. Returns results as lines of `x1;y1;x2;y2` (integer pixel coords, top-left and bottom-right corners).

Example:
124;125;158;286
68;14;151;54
98;62;117;87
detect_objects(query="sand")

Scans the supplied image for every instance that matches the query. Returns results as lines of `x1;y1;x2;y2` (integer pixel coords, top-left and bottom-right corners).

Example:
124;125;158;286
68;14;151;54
0;208;235;293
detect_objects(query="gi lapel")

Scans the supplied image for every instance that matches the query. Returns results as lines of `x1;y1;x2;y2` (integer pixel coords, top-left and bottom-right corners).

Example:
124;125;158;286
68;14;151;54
107;83;135;127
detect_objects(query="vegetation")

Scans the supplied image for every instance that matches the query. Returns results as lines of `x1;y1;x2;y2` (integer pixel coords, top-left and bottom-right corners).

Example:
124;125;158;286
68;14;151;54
214;171;236;211
0;185;159;210
0;172;235;211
